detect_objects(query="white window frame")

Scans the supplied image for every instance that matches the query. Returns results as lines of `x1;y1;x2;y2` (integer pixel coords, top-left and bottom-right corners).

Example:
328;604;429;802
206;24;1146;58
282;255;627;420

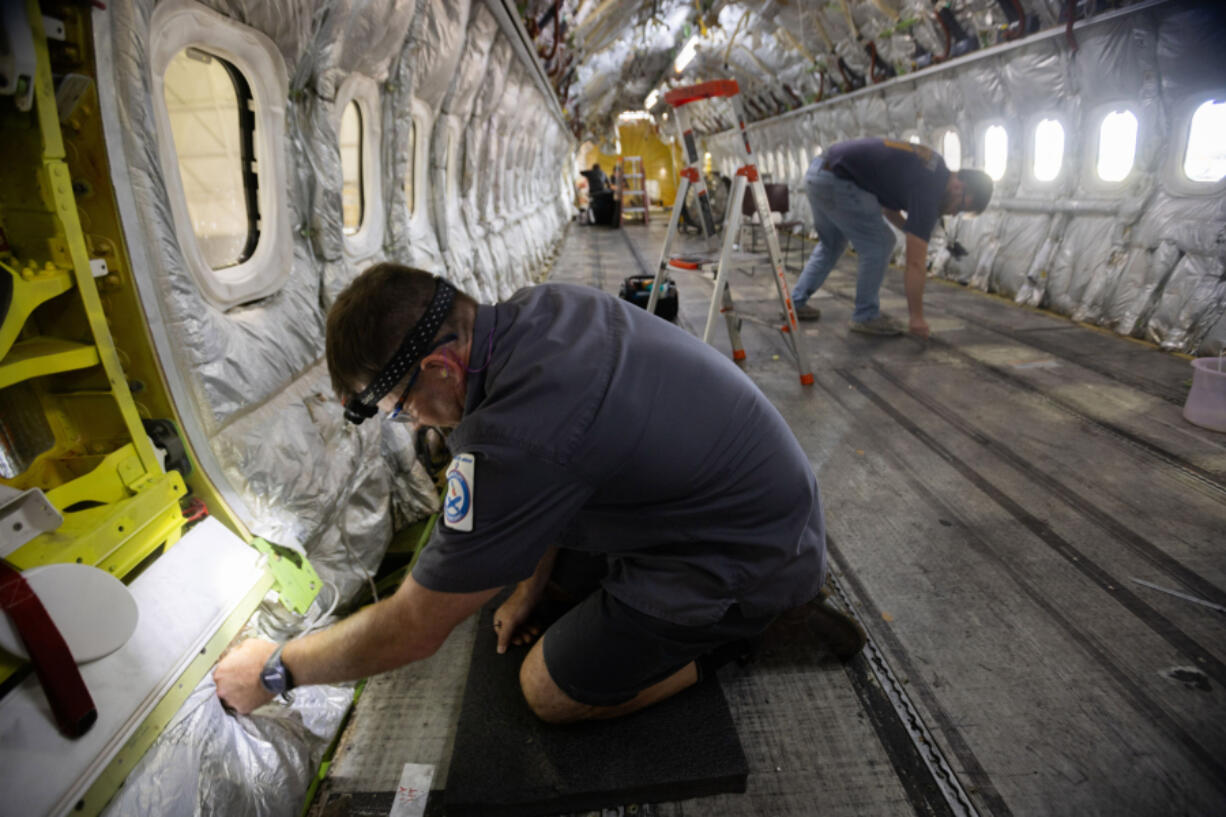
332;74;384;260
936;127;962;171
149;0;291;311
1085;102;1140;190
1166;93;1226;196
1027;114;1067;185
407;98;433;228
977;120;1011;183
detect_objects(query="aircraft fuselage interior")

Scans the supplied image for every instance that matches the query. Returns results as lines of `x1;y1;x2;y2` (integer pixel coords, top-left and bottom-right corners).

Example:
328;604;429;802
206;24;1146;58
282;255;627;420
1;0;1224;815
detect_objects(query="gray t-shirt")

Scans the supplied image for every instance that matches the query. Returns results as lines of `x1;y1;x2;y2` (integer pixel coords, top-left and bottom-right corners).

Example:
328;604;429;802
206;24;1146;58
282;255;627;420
411;283;825;626
823;137;951;241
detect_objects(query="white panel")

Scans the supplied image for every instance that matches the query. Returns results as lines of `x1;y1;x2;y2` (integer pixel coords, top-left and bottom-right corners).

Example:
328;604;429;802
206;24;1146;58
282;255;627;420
0;518;267;817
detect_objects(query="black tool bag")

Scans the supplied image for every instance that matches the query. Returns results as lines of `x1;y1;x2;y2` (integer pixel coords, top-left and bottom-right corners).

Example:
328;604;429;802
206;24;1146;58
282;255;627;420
618;275;678;322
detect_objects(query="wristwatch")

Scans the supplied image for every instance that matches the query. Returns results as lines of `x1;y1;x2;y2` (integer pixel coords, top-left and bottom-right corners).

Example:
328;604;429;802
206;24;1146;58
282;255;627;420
259;644;296;702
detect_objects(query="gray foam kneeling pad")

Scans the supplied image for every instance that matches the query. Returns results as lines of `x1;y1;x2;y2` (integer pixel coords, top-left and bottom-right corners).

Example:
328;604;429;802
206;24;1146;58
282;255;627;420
443;602;748;817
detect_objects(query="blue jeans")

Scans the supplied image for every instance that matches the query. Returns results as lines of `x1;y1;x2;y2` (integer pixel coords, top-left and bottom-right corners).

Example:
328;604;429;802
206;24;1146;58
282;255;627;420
791;159;896;322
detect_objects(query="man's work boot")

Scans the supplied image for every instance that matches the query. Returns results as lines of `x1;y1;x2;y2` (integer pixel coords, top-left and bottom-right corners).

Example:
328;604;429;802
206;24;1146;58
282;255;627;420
795;304;821;321
849;313;903;336
808;586;867;660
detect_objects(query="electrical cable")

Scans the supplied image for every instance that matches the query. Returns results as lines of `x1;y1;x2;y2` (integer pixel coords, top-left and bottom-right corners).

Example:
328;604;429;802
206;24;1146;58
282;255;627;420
300;580;341;635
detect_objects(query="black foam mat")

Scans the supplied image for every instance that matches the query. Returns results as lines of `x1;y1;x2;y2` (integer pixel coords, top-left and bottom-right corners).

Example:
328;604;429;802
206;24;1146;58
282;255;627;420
443;602;748;817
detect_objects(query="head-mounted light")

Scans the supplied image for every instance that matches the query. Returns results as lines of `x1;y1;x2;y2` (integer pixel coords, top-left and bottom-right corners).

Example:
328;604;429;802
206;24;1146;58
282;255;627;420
343;277;457;425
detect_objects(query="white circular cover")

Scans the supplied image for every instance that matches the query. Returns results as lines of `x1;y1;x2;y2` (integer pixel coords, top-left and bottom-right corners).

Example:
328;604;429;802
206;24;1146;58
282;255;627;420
0;563;139;664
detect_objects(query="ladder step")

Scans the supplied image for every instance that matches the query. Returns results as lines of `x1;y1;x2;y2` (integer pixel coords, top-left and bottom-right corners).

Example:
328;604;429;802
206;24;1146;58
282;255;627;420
622;207;647;213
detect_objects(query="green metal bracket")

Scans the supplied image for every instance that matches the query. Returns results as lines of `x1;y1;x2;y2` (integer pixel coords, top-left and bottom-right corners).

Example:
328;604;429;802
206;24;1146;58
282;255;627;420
250;538;323;614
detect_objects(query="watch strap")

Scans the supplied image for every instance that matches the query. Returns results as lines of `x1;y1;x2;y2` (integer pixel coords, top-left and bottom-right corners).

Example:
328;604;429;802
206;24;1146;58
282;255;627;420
261;643;296;697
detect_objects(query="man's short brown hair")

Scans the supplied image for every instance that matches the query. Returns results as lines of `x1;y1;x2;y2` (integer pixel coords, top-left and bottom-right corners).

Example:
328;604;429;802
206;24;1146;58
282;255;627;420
325;263;475;401
956;169;993;214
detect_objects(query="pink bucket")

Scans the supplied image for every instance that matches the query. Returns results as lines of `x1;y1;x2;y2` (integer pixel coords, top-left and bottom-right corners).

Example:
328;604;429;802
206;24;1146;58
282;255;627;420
1183;356;1226;433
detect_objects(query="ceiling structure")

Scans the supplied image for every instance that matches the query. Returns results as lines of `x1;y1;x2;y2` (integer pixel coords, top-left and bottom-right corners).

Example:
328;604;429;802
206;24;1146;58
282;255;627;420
515;0;1111;142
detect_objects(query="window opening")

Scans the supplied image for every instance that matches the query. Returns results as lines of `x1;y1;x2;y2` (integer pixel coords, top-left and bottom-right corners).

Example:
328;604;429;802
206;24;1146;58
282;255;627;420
941;130;961;171
340;101;363;235
1183;99;1226;183
1096;109;1137;183
1033;118;1064;182
162;47;259;270
446;131;458;200
984;124;1007;181
404;120;416;214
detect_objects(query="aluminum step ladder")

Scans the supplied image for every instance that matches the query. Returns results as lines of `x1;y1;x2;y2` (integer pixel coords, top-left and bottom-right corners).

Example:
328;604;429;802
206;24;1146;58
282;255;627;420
646;79;813;387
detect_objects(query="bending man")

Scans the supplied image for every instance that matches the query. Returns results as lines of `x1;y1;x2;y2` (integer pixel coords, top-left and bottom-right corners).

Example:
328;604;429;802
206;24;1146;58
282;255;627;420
790;138;992;339
216;264;859;722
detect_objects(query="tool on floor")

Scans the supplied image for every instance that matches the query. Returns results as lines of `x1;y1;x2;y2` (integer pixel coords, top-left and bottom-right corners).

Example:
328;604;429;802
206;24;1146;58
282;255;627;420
1130;577;1226;615
646;79;813;386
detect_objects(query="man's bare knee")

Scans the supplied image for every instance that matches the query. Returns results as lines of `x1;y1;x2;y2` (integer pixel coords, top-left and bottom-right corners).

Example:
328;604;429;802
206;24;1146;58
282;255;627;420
519;643;584;724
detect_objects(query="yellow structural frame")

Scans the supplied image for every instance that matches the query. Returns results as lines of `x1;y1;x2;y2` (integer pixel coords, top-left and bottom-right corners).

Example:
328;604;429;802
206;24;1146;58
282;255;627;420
1;1;184;568
2;10;281;814
0;5;188;677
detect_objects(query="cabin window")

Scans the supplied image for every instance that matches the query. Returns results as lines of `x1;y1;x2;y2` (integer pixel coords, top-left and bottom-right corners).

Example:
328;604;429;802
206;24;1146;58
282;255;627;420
446;130;459;202
1032;118;1064;182
151;1;291;309
1182;98;1226;183
903;130;922;145
333;74;383;259
1096;109;1137;183
340;101;363;235
940;130;961;171
162;48;257;271
983;125;1008;181
404;120;417;215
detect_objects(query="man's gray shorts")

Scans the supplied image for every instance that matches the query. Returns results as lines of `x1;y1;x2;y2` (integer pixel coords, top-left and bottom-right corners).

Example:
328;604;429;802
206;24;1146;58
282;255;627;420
541;588;775;707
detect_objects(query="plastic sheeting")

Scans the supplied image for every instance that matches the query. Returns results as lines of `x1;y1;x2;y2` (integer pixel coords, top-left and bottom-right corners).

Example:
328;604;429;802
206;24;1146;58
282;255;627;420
101;679;353;817
99;0;573;812
701;1;1226;354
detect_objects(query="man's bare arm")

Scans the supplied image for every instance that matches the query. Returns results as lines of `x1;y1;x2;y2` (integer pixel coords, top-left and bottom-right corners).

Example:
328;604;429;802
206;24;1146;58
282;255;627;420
285;576;498;685
215;575;498;713
904;232;930;339
494;546;558;653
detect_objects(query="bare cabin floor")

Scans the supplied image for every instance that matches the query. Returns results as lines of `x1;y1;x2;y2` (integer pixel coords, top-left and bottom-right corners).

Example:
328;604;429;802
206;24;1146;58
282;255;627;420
310;216;1226;817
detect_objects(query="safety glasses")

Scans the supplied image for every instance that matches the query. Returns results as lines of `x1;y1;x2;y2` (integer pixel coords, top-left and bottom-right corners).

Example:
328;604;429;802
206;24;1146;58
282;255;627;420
386;334;457;423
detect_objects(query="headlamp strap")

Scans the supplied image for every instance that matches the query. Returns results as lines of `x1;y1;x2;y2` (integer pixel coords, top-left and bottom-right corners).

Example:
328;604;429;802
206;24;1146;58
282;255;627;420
346;278;456;421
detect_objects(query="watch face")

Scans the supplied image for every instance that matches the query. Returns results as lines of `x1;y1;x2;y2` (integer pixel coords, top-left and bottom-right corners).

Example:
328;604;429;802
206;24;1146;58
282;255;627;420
260;662;287;695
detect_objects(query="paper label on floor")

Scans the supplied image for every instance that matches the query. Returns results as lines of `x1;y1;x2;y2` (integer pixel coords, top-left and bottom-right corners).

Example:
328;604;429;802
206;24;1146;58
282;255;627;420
387;763;434;817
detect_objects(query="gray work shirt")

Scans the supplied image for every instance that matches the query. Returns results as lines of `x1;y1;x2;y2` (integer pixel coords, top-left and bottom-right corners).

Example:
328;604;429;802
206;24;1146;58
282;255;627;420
823;137;951;241
411;283;825;626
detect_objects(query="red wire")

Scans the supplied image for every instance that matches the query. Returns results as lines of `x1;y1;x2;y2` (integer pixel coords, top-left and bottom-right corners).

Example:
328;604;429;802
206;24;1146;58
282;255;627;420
540;0;560;62
1065;0;1079;52
934;9;952;63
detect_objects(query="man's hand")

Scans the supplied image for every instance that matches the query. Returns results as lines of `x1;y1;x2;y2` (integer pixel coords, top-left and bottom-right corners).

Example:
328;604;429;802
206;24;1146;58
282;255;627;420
909;316;931;341
214;638;278;714
493;586;542;653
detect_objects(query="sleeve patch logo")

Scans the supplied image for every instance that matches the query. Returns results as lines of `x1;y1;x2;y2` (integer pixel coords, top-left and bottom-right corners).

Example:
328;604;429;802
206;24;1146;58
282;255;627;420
443;454;475;532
